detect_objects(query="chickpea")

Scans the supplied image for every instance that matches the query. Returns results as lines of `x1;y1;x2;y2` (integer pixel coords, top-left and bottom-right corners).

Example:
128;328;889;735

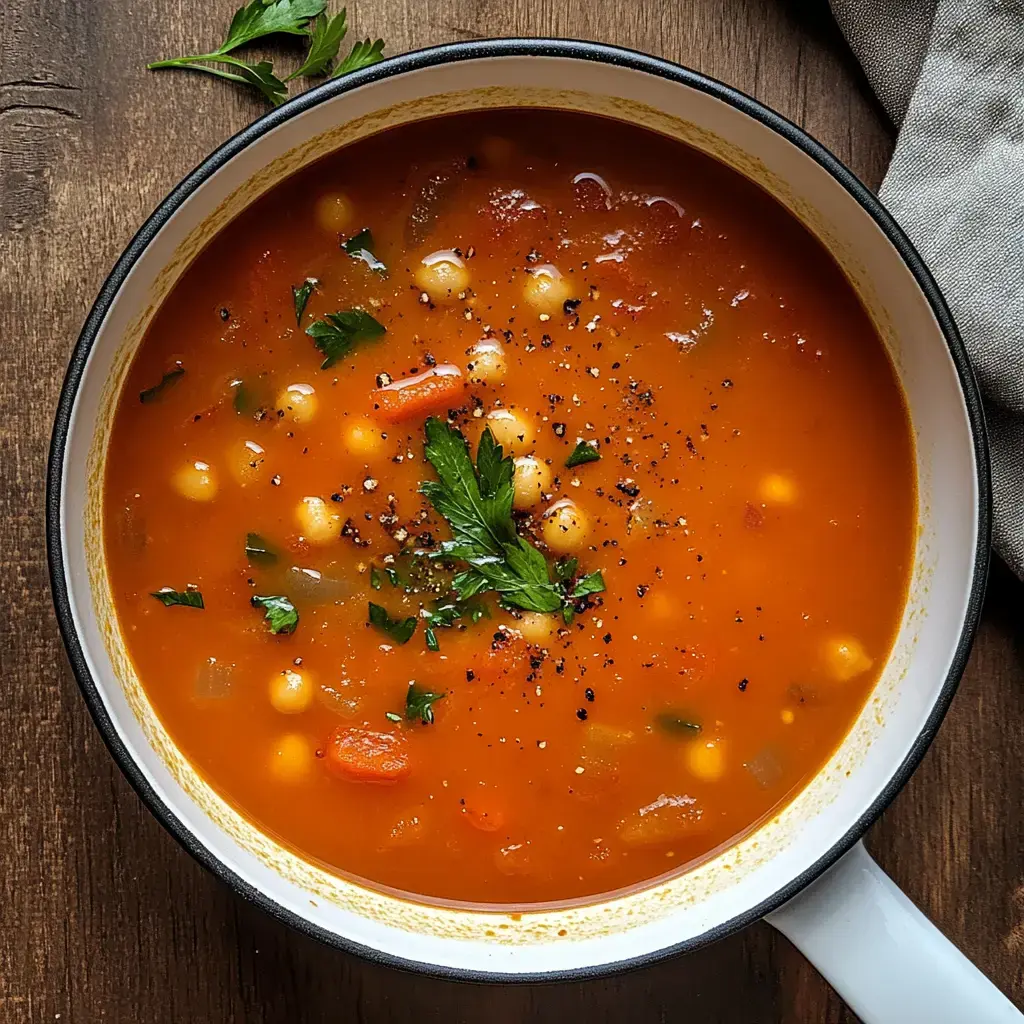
315;191;354;234
512;455;553;509
824;636;873;682
484;408;537;455
541;499;591;554
414;250;470;304
269;669;313;714
269;733;314;781
226;439;266;487
514;611;560;645
172;460;217;501
344;417;385;458
686;738;726;781
466;338;507;385
522;264;573;316
295;495;340;545
277;383;318;424
759;473;797;505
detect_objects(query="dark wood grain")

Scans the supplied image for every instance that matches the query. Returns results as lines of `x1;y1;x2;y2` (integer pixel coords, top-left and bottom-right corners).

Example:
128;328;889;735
2;1;1021;1021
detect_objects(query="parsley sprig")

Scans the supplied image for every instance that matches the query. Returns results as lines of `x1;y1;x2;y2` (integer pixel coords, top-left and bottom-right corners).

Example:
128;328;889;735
386;683;445;725
306;309;385;368
148;1;385;106
419;418;605;620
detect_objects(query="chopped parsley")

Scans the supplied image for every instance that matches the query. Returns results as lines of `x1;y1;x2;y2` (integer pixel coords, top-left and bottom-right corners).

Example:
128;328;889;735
151;587;203;609
250;594;298;634
139;367;184;404
369;565;385;590
422;596;488;651
368;601;417;644
245;532;277;564
654;711;702;736
565;440;600;468
306;309;386;369
342;228;387;274
420;417;605;619
292;277;317;324
392;683;445;725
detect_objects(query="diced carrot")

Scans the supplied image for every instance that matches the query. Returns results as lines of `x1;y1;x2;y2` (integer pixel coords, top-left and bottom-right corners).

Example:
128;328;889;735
325;726;410;783
371;364;466;423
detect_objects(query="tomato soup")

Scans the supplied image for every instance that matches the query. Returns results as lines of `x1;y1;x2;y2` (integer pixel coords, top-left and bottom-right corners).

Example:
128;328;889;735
103;110;915;904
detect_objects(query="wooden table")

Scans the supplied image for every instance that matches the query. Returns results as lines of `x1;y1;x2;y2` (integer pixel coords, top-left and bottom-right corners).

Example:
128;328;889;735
3;1;1022;1020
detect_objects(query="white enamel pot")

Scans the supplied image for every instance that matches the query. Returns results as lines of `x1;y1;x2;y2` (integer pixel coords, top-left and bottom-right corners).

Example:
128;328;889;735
47;40;1020;1022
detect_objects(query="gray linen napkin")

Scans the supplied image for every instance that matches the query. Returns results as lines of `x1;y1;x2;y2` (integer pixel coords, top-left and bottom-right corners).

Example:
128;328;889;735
830;0;1024;578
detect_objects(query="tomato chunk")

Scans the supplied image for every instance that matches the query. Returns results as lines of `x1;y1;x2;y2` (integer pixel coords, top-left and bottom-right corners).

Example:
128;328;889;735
371;364;465;423
326;726;411;783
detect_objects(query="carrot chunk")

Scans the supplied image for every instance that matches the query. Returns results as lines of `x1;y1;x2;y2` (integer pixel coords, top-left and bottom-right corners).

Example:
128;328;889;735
326;726;411;783
371;364;465;423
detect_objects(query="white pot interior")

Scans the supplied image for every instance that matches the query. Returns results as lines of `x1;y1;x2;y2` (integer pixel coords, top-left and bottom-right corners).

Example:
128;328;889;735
57;51;980;975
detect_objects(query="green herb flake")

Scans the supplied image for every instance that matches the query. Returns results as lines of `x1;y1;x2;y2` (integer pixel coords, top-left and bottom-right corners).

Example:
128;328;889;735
292;278;317;325
369;565;384;591
151;588;204;609
421;596;488;650
572;571;606;599
565;440;601;469
231;379;250;413
306;309;386;369
251;594;299;634
654;711;702;736
139;367;185;404
245;532;278;565
384;711;402;723
403;683;445;725
368;601;417;644
342;228;387;275
425;627;440;652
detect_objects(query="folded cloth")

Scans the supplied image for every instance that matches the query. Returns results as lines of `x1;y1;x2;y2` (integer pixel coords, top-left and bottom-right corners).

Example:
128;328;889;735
830;0;1024;578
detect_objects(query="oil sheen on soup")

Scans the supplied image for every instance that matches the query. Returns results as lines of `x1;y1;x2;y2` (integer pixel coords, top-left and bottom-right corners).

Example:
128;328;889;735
104;110;915;904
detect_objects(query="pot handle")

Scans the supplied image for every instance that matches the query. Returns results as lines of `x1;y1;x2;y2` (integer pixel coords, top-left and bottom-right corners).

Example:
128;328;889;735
766;840;1022;1022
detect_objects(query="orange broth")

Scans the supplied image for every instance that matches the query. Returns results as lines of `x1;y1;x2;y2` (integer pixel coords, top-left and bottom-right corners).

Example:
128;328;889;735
103;110;915;904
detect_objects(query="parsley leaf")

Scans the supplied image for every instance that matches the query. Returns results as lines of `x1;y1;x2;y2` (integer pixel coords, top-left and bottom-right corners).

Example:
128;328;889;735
251;594;299;634
139;367;184;403
654;711;702;736
222;0;326;50
565;440;600;468
332;37;385;77
151;588;204;609
402;683;445;725
288;9;347;79
422;418;581;614
368;601;417;644
369;565;384;590
306;309;386;369
148;54;288;106
342;228;387;274
422;596;488;650
572;571;606;598
245;532;278;564
292;277;317;324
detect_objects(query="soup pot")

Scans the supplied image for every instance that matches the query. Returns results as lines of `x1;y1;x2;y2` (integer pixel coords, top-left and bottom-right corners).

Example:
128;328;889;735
47;39;1020;1022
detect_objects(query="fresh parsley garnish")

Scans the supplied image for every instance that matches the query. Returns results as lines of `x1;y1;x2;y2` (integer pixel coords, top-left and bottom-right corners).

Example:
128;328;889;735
422;596;488;651
251;594;299;634
572;571;606;598
654;711;702;736
565;440;601;468
292;278;317;324
333;36;385;77
420;418;606;619
245;532;278;564
151;588;204;609
342;228;387;274
139;367;184;404
368;601;417;644
306;309;386;369
148;0;384;105
288;9;348;78
369;565;385;590
394;683;445;725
